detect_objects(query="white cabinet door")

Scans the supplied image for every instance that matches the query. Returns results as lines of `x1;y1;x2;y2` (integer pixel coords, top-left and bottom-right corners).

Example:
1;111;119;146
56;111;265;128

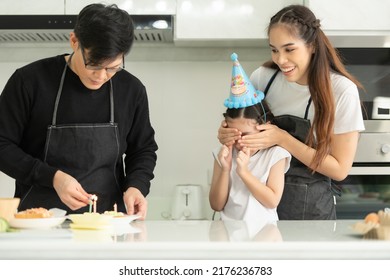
65;0;176;15
306;0;390;32
175;0;300;46
0;0;64;14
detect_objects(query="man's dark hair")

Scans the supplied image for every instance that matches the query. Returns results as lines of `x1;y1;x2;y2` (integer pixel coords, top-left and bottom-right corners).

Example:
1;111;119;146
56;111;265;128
74;3;134;64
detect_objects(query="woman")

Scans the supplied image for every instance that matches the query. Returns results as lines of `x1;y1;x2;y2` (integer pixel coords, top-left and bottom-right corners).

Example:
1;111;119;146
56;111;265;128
217;5;365;220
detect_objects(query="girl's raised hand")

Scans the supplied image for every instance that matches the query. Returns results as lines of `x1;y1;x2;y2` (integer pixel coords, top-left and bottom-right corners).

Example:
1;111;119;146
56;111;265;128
236;147;251;175
218;144;233;171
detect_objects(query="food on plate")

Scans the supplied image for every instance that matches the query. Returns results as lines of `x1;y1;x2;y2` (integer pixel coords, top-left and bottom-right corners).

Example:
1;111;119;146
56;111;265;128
68;212;113;227
351;221;378;234
364;212;380;224
103;203;125;217
104;210;125;217
352;208;390;239
14;207;53;219
378;210;390;226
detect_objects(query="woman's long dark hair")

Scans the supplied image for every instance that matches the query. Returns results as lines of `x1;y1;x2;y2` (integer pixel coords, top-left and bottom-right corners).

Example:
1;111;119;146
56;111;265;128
264;5;364;171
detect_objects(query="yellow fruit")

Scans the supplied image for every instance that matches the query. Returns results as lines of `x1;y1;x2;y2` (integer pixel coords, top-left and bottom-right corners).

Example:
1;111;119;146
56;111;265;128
364;212;379;224
0;218;10;232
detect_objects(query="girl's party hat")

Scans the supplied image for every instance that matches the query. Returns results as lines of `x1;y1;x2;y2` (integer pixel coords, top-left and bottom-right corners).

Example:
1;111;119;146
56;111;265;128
224;53;264;109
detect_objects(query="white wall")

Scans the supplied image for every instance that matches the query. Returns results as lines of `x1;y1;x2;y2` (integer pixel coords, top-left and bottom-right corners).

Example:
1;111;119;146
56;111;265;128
0;44;270;219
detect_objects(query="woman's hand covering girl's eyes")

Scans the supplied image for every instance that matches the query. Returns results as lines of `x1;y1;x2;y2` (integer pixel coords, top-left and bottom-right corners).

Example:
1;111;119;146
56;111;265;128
218;120;241;146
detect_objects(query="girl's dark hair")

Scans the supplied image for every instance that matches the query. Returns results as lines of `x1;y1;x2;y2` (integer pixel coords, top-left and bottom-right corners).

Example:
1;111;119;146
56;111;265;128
74;3;134;64
263;4;363;171
223;101;274;124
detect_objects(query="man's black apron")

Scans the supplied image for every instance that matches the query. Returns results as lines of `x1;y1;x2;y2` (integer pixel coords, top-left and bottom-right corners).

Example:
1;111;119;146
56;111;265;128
264;70;336;220
19;62;126;213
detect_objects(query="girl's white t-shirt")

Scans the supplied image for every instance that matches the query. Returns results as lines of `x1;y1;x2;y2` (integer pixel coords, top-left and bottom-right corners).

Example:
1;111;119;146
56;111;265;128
214;145;291;224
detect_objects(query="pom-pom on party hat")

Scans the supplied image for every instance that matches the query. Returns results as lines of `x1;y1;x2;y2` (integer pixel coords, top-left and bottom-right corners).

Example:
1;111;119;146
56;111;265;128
224;53;264;109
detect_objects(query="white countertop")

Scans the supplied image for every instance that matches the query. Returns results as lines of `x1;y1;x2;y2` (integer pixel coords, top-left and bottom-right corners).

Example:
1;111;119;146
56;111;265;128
1;219;389;260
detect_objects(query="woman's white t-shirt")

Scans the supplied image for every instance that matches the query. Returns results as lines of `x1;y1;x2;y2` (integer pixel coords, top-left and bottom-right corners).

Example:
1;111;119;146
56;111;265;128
250;66;365;134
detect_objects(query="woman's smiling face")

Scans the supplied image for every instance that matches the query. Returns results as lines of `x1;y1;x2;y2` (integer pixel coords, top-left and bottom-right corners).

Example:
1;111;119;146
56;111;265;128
269;24;314;85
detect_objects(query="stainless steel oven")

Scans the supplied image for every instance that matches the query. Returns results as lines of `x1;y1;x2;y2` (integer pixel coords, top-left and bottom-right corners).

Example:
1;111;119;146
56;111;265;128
335;165;390;219
333;48;390;219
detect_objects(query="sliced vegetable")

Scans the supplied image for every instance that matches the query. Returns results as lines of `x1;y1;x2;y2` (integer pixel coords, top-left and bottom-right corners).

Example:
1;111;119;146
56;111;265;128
0;217;10;232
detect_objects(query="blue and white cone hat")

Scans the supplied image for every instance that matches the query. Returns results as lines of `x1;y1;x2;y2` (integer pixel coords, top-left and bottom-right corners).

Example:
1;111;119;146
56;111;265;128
224;53;265;109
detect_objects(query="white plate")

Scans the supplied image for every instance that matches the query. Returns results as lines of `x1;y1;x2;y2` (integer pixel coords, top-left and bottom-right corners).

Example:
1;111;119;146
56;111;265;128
67;213;113;225
110;215;141;226
9;217;66;229
49;208;67;217
69;223;112;230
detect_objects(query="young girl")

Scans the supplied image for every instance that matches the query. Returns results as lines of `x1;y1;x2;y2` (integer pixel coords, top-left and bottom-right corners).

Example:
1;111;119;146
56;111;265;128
217;5;365;220
210;101;291;223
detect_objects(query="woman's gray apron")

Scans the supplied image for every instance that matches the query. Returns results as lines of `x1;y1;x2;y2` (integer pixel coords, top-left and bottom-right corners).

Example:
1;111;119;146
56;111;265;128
264;70;336;220
19;62;125;213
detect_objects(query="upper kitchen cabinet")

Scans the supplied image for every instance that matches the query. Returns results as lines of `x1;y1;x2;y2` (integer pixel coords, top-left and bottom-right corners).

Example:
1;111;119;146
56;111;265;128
65;0;176;15
0;0;64;14
305;0;390;47
174;0;300;47
65;0;176;44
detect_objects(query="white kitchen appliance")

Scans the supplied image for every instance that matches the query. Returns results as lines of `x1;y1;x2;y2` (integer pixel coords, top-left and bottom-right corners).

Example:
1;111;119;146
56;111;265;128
171;184;204;220
372;96;390;120
354;120;390;163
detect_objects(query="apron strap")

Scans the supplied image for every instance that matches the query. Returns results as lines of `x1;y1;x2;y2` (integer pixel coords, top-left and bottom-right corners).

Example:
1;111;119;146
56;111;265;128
52;62;68;126
304;98;312;120
264;69;279;95
109;80;114;124
263;68;312;120
51;54;115;126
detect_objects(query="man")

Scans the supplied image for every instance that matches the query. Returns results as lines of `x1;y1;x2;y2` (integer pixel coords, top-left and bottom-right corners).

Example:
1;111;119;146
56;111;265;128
0;3;158;219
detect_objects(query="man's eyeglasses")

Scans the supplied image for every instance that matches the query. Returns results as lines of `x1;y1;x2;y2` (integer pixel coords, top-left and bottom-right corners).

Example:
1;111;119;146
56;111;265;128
80;46;124;74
